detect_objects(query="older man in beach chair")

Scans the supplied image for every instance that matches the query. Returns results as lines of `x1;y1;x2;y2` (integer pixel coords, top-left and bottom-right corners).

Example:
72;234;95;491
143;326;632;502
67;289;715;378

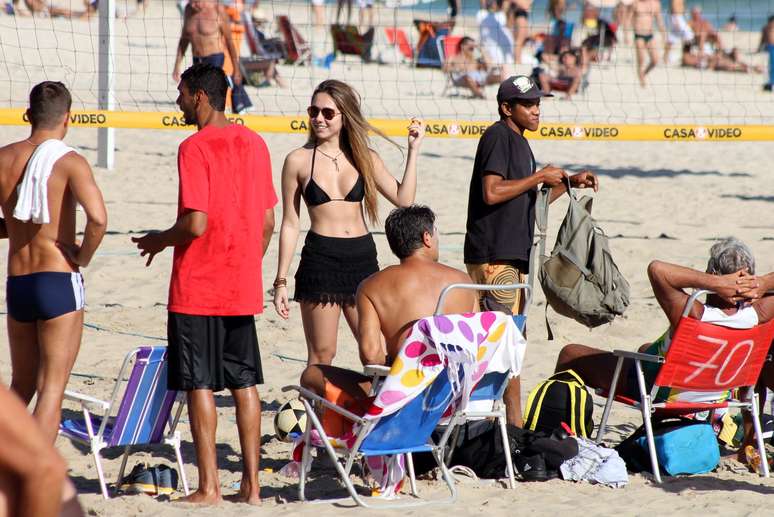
553;238;774;471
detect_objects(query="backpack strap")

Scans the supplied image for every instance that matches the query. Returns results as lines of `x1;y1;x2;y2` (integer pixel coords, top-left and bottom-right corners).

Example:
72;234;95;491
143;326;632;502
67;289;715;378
540;176;575;340
552;369;586;385
527;150;547;298
528;186;550;295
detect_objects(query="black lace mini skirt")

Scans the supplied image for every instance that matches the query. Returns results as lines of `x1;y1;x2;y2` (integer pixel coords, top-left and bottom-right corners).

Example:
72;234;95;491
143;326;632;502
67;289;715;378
294;231;379;307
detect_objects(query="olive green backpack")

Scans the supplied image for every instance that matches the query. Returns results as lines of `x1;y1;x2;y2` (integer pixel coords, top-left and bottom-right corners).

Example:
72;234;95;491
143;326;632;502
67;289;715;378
530;180;630;339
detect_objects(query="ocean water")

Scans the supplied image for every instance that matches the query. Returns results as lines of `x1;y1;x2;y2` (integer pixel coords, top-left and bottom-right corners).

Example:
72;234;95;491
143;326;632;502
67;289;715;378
400;0;774;32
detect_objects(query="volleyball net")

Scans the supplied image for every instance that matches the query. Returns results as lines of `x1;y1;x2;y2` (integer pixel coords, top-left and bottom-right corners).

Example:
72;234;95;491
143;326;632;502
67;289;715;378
0;0;772;141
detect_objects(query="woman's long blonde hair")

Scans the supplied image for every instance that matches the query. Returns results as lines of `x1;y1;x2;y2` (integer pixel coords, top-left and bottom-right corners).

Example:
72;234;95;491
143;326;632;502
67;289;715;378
307;80;397;225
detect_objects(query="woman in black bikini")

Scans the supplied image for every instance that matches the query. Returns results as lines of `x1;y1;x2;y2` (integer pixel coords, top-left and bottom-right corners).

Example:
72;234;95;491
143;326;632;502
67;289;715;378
273;80;425;366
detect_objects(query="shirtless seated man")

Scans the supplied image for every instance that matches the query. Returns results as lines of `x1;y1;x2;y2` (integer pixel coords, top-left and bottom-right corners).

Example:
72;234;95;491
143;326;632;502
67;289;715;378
444;37;503;99
0;81;107;443
300;205;480;430
554;238;774;464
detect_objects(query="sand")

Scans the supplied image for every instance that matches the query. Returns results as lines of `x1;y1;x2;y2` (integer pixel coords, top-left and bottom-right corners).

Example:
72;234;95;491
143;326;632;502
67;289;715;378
1;1;774;516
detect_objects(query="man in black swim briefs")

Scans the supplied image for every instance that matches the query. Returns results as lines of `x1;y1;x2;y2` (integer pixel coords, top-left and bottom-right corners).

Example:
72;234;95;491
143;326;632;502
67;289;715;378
0;81;107;443
633;0;666;86
508;0;532;64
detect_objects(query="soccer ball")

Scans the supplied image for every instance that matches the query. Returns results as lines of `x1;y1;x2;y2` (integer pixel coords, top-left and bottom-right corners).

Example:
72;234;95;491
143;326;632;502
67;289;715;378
274;399;308;442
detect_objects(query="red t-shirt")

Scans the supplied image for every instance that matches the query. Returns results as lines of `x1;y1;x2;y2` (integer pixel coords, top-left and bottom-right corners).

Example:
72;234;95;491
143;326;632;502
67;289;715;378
168;124;277;316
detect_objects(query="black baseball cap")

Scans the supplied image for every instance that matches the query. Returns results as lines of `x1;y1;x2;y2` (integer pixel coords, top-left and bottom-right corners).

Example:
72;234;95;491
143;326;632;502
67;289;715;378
496;75;554;104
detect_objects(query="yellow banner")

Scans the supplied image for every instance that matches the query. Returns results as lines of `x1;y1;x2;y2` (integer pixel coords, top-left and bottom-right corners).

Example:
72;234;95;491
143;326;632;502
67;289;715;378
0;108;771;141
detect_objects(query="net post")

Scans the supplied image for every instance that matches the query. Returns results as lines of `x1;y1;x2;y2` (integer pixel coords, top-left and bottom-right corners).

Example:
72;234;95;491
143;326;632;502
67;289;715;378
97;0;116;170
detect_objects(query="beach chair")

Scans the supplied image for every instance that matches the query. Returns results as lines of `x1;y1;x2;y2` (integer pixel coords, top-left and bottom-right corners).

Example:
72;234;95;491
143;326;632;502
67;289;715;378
284;367;459;507
595;290;774;483
433;283;530;489
331;24;374;61
384;27;414;61
240;12;280;87
437;35;464;96
414;19;452;68
276;15;311;65
543;20;575;56
59;346;189;499
364;285;529;490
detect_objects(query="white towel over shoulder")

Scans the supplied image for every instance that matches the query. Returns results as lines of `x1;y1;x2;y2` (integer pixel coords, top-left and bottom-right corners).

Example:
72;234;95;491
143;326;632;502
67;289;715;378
13;139;77;224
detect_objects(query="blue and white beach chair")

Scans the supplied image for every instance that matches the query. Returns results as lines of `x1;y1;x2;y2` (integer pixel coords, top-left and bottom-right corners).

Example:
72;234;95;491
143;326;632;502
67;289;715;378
284;367;459;508
434;283;530;489
59;346;189;499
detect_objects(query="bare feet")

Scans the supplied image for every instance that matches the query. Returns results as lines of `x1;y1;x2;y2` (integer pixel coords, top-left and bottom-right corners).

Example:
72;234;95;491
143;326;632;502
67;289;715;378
236;479;261;505
175;489;223;506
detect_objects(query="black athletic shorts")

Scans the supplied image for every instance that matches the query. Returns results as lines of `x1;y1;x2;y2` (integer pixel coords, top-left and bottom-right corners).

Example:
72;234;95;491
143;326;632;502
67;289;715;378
167;312;264;392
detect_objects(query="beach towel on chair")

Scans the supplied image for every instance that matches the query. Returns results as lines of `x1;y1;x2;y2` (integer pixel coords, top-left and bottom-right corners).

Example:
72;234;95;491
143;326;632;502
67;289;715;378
14;139;77;224
285;312;525;496
359;312;526;494
366;312;526;421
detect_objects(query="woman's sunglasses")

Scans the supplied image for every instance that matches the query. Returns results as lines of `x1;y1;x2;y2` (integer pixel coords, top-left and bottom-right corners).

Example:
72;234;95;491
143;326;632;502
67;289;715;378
307;106;340;120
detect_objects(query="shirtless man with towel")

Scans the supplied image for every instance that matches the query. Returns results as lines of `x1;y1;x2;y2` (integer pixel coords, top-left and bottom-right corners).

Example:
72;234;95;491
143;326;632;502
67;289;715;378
0;81;107;443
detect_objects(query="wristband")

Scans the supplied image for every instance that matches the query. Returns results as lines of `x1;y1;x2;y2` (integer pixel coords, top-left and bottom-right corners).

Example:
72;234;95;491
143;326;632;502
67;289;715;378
273;278;287;289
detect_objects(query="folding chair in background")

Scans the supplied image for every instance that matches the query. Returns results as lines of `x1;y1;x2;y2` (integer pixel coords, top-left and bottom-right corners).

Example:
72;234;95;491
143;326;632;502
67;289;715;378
331;24;375;62
436;34;463;96
595;290;774;483
284;366;459;508
434;283;530;489
413;19;452;68
59;346;189;499
384;26;414;62
241;10;285;86
543;20;575;56
276;15;311;65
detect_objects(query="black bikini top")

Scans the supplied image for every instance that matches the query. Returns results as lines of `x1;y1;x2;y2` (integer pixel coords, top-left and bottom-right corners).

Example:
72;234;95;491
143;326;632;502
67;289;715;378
302;146;365;206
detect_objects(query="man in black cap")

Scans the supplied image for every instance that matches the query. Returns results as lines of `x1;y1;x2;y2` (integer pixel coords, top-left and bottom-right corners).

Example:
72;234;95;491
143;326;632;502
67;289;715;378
464;75;599;426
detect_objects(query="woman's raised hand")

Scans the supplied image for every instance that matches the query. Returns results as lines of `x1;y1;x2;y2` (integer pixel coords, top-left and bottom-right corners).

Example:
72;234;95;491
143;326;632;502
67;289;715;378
407;117;426;150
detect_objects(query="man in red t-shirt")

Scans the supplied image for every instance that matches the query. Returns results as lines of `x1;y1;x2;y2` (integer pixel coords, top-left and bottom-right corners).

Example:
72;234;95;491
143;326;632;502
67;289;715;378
132;63;276;505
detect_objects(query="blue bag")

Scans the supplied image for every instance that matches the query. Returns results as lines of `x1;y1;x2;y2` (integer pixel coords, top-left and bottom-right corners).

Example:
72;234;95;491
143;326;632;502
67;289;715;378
617;419;720;476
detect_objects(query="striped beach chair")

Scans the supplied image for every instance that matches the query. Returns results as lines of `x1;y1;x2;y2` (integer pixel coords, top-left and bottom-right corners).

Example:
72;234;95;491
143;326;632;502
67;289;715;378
59;346;189;499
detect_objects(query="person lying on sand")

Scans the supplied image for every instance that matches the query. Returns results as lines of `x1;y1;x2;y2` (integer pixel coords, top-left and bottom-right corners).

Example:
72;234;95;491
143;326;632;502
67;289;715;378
299;205;482;435
681;42;762;73
10;0;73;17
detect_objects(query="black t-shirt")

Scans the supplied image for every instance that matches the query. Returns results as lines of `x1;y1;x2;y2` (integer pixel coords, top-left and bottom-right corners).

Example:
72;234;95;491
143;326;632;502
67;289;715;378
464;120;537;267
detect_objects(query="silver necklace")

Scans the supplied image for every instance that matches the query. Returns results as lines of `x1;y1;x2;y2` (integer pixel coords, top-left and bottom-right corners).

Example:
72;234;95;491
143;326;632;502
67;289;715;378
316;147;344;172
25;138;39;146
